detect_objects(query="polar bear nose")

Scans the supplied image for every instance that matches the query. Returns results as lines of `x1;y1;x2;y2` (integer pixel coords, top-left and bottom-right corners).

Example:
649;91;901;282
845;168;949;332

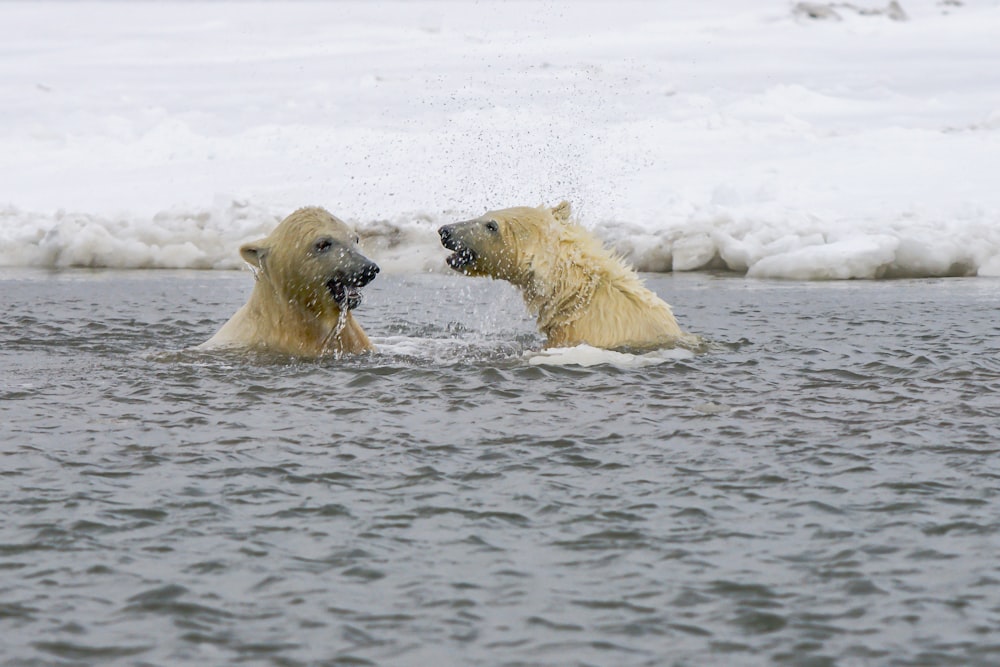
360;260;379;283
438;225;453;242
347;258;379;287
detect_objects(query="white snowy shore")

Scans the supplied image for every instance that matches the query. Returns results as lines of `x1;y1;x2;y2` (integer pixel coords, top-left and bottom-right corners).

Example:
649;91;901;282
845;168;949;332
1;1;998;278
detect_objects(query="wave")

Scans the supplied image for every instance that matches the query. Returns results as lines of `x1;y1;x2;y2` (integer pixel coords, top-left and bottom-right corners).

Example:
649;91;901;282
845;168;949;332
2;201;998;279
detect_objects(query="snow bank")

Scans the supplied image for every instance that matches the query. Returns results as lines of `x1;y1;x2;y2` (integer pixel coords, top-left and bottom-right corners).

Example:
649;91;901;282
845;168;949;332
1;1;998;279
3;201;996;280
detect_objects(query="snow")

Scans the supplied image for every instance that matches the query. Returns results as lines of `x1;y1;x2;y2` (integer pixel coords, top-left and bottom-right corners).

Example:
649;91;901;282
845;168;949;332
1;0;998;279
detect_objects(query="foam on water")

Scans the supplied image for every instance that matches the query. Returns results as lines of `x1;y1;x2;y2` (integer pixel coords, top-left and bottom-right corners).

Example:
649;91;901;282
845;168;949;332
526;344;695;369
371;335;528;365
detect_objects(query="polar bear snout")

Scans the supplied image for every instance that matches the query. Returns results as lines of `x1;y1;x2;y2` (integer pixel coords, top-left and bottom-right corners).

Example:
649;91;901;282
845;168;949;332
324;252;379;311
438;223;479;271
438;224;457;247
342;256;380;288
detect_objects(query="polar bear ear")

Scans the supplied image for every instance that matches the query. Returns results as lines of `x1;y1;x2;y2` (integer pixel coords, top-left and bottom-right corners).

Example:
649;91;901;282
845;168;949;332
239;241;269;270
550;200;572;223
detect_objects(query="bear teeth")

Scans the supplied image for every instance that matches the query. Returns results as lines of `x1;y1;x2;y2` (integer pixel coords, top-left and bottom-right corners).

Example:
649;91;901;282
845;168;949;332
327;280;363;310
447;248;475;270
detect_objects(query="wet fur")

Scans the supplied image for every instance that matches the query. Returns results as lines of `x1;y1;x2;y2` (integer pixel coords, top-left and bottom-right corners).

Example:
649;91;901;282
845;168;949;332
201;207;374;356
446;202;690;350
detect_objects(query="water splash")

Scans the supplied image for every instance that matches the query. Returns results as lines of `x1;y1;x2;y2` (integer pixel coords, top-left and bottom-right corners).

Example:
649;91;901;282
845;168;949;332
318;308;352;357
526;344;695;368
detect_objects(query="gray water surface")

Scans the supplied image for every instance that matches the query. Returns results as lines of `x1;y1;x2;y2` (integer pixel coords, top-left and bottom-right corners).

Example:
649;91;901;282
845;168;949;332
2;269;999;667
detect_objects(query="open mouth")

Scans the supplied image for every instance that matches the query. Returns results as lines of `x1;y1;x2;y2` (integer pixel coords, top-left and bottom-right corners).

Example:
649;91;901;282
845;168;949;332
445;247;477;270
327;279;363;310
439;224;477;272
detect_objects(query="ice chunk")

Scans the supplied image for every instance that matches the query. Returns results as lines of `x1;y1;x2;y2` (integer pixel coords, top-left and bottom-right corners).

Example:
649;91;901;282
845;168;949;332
747;235;898;280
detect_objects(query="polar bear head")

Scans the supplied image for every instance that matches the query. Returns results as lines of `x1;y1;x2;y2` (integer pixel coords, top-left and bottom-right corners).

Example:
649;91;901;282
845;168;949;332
437;201;572;283
240;207;379;314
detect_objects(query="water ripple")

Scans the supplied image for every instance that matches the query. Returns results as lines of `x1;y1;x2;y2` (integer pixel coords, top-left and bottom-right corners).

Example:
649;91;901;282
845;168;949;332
2;272;1000;666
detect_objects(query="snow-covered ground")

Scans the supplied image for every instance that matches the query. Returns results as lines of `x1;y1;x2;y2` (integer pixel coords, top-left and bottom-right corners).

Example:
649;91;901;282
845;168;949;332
1;0;998;278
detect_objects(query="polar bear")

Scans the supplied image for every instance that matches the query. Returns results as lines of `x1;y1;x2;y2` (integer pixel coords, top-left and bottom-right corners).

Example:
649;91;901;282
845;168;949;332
438;201;690;350
202;207;379;356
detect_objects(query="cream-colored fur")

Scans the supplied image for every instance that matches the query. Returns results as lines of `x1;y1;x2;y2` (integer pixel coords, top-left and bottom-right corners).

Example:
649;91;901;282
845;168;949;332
440;201;691;349
201;207;376;357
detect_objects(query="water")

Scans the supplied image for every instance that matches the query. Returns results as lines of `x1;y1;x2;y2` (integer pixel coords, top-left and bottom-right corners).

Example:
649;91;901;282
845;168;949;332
2;268;999;667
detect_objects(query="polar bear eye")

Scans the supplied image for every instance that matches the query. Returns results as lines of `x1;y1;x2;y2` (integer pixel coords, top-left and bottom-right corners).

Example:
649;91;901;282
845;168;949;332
314;238;333;253
485;221;499;233
355;235;360;245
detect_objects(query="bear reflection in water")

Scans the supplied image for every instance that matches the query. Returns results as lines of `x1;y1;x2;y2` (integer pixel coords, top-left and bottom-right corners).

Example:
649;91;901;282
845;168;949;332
200;207;379;357
439;201;697;351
